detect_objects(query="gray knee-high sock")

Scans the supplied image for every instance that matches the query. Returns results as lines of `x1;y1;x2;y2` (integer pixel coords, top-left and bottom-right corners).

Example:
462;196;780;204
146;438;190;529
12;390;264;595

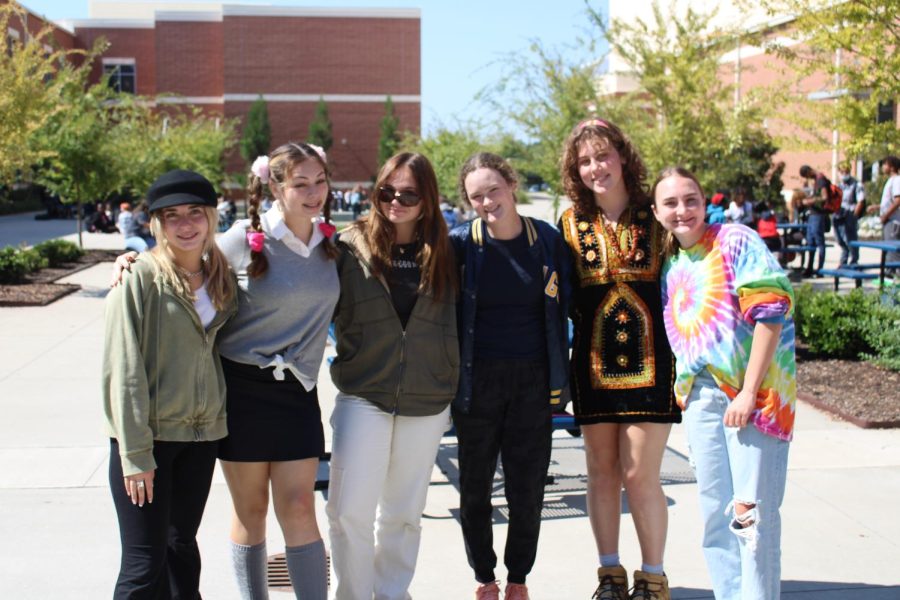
231;540;269;600
284;539;327;600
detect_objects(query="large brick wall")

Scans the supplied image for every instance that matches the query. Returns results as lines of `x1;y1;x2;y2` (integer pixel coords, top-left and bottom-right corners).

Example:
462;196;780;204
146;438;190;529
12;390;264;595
155;20;223;98
222;16;420;95
76;27;156;95
68;6;421;185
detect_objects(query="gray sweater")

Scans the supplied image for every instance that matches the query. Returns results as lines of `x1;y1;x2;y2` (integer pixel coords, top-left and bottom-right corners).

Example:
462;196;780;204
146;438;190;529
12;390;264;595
217;219;340;386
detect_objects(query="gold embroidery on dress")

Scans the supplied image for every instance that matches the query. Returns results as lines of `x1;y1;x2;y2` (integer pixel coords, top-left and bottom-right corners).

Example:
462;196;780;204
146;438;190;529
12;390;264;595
562;207;662;287
590;283;656;390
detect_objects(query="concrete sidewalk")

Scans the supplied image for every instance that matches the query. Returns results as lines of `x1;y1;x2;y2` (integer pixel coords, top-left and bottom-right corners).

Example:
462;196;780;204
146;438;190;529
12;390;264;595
1;202;899;598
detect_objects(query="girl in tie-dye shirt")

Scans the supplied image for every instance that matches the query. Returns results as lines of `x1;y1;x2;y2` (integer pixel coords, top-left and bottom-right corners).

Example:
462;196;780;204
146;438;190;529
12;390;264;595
652;167;793;600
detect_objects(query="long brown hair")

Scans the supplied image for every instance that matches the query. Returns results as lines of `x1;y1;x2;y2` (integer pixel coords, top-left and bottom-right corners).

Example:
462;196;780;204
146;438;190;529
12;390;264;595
561;119;649;216
363;152;457;301
148;206;236;310
651;166;707;258
246;142;339;278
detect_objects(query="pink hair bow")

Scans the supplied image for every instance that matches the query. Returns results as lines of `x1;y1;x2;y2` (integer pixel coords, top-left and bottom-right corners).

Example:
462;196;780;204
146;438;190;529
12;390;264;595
318;222;336;238
246;231;265;253
251;155;270;183
308;144;327;163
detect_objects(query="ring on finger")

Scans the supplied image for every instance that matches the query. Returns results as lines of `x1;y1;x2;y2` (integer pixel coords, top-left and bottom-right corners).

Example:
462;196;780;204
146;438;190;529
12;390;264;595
137;481;145;489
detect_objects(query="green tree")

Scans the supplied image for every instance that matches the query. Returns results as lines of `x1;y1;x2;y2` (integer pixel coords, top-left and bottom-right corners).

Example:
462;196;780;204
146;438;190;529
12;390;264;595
378;96;402;167
307;97;333;151
34;75;119;247
589;1;779;193
750;0;900;160
479;40;605;198
109;100;236;199
0;4;97;185
403;126;485;201
239;95;271;164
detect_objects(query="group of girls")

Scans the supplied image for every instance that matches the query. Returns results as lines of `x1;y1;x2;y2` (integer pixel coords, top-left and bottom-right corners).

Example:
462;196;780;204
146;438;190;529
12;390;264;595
103;118;795;600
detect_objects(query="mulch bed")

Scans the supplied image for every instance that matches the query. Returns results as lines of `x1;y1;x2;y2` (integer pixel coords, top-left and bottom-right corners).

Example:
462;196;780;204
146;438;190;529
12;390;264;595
0;250;118;307
796;345;900;429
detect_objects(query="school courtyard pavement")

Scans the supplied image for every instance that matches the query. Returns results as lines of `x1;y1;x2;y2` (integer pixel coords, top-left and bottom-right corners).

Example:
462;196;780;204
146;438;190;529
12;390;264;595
1;202;898;599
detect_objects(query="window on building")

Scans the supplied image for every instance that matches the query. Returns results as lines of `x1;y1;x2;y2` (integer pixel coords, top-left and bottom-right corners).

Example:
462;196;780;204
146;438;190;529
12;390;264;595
876;101;895;125
103;62;136;94
6;27;21;57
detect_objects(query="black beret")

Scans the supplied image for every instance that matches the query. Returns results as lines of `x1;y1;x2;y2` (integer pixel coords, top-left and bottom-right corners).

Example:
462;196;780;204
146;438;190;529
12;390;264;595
147;170;217;212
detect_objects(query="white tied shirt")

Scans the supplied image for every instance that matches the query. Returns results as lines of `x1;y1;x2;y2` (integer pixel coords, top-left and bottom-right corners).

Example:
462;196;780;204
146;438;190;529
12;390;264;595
259;204;328;391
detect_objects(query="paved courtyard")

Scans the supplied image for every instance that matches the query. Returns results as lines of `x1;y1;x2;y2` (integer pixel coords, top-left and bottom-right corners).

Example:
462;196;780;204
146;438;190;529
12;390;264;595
1;202;899;598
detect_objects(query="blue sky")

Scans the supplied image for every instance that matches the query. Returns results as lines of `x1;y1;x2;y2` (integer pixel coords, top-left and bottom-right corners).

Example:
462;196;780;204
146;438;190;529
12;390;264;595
20;0;608;135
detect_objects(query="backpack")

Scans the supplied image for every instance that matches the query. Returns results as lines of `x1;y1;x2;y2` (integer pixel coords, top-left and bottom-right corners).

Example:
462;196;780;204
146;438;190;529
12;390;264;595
822;180;842;214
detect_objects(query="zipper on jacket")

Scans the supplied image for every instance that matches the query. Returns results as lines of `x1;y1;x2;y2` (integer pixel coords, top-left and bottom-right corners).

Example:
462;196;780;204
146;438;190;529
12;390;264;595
393;329;406;414
195;332;209;433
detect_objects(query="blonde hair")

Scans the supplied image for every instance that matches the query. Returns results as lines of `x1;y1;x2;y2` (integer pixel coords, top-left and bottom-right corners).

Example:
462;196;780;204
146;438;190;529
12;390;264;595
148;206;235;310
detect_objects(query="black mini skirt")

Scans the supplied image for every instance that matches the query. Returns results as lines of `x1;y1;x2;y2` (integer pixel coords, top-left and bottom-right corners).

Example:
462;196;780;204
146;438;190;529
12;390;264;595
217;357;325;462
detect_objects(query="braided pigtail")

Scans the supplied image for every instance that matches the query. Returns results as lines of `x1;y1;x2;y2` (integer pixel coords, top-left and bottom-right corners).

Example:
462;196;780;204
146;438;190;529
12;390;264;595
246;170;269;278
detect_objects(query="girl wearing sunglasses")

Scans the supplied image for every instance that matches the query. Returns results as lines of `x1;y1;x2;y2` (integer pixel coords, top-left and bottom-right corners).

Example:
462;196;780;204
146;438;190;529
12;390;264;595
448;152;572;600
326;152;459;600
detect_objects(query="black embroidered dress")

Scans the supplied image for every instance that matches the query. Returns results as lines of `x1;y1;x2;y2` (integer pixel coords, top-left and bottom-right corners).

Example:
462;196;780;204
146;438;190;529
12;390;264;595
558;204;680;424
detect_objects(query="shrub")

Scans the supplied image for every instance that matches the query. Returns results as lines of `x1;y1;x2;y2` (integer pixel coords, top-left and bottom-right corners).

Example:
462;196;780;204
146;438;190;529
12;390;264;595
0;246;48;283
861;291;900;371
33;239;83;267
794;287;877;359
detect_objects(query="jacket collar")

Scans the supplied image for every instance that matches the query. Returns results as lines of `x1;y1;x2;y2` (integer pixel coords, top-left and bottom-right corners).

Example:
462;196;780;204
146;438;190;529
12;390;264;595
471;216;537;247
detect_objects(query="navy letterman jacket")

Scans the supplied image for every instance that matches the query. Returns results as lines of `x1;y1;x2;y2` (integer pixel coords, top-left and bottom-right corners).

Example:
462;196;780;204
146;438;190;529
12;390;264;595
449;216;572;414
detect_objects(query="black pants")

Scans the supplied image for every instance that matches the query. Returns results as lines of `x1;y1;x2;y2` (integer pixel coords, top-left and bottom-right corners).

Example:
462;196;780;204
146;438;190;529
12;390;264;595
452;358;552;584
109;439;218;599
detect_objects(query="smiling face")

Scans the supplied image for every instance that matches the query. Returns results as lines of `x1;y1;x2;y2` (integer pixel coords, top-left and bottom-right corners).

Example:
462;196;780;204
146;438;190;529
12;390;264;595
464;167;518;228
652;174;707;248
379;166;423;227
160;204;209;257
271;158;328;219
577;139;627;201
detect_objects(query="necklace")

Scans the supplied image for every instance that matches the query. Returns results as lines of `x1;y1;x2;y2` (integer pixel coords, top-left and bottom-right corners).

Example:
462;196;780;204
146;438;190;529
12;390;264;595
599;212;641;264
180;267;203;279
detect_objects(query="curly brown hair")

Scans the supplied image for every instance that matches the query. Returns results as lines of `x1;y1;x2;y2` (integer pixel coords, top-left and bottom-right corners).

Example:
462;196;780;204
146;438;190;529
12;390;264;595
362;152;457;301
560;119;649;216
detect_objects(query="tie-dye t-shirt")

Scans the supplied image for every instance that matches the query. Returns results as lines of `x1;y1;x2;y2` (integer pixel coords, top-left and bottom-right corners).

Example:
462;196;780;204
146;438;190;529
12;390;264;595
660;223;796;440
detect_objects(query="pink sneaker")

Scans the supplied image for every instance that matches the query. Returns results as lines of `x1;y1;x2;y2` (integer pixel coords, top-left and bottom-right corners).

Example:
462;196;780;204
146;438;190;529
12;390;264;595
475;580;501;600
505;582;530;600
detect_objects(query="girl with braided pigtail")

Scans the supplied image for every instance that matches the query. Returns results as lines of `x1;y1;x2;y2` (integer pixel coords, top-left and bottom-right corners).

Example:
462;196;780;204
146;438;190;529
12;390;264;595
215;142;340;600
110;141;340;600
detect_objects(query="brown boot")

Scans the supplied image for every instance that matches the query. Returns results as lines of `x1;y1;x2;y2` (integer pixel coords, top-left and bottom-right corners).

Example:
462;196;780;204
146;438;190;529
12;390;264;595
591;565;628;600
629;570;669;600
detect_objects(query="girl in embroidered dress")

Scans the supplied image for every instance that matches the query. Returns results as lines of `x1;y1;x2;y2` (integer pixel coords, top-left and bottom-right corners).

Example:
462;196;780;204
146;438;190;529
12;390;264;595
558;119;678;600
652;167;794;600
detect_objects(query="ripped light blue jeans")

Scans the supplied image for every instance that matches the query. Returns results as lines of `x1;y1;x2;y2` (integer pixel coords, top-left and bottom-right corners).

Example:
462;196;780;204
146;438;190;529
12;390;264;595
684;369;790;600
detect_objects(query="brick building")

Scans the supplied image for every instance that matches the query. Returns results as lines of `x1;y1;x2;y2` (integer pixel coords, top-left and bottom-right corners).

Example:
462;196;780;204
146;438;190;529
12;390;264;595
600;0;899;192
11;0;421;185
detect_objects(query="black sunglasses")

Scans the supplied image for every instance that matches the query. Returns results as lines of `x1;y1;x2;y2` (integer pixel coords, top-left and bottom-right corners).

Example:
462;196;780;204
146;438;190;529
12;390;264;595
377;185;422;207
